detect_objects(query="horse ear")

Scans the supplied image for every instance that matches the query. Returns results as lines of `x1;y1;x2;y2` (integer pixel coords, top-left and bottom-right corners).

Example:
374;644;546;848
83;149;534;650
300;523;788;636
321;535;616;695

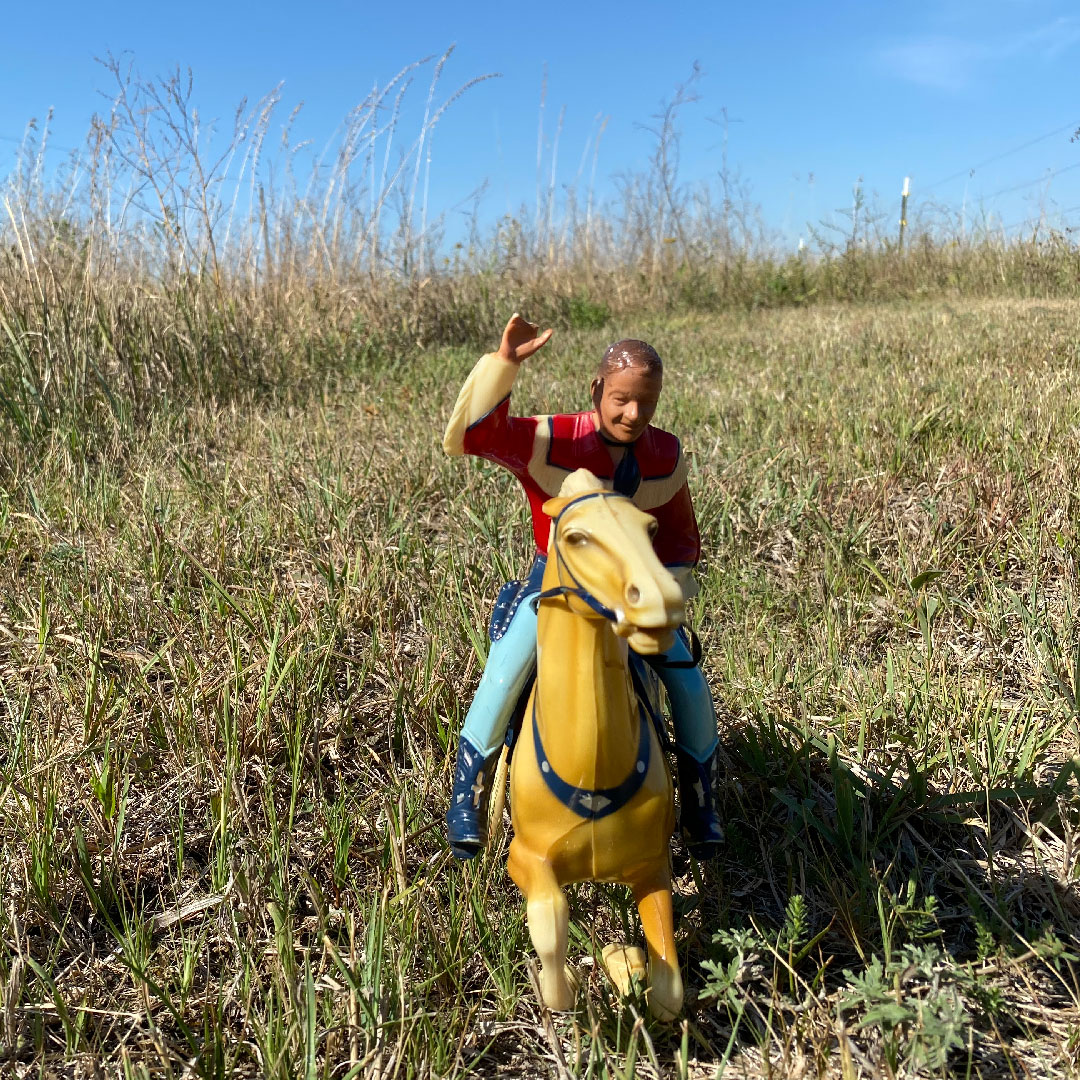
543;495;573;519
546;468;607;520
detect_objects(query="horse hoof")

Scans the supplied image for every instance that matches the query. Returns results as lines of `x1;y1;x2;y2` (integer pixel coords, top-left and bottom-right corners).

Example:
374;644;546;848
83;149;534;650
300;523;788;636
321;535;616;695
601;944;648;999
535;963;580;1013
544;969;579;1012
645;972;684;1022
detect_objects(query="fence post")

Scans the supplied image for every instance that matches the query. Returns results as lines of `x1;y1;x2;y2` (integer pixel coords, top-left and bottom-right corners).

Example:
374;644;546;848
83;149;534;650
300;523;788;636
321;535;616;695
899;176;910;252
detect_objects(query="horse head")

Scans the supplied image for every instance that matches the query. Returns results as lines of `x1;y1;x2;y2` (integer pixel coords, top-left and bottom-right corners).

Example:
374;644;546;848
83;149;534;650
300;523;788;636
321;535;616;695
542;469;685;656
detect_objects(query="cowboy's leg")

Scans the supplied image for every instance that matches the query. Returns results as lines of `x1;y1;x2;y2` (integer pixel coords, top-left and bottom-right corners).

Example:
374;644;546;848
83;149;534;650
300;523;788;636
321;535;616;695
651;633;718;761
647;633;724;858
447;591;538;859
460;595;538;755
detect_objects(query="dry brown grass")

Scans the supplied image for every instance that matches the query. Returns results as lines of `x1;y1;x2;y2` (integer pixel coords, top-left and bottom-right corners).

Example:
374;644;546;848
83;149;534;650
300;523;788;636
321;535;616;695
1;52;1080;1079
1;292;1079;1077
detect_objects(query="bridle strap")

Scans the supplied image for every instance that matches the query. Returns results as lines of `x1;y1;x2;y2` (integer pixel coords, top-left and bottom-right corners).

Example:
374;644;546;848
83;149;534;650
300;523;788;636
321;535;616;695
535;583;618;622
551;489;628;526
538;490;632;623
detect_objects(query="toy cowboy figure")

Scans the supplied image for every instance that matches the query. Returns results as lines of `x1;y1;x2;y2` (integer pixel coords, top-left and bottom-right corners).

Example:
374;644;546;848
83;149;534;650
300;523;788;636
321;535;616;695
443;314;723;860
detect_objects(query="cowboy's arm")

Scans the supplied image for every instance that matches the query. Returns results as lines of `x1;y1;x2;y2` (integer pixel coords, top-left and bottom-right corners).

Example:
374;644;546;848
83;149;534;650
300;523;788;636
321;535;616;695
443;314;553;456
442;352;522;456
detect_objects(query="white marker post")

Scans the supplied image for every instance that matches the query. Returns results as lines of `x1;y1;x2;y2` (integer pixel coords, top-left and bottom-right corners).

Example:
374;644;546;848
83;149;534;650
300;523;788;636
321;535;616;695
899;176;910;252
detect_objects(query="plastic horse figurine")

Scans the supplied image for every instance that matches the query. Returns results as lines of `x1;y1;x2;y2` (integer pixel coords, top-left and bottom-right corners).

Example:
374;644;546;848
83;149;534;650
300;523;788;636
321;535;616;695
506;468;686;1020
444;316;723;864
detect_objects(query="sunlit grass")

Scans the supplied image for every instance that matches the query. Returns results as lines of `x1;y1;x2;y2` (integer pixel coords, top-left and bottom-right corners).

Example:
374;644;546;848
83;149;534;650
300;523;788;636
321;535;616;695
1;297;1079;1077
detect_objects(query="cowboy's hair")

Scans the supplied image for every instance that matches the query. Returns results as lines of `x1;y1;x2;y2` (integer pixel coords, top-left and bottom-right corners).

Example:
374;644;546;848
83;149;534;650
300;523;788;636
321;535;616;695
596;339;663;379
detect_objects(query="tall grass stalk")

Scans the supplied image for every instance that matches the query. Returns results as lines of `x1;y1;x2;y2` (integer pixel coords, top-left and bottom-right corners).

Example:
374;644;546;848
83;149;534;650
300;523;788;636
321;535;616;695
1;54;1079;1078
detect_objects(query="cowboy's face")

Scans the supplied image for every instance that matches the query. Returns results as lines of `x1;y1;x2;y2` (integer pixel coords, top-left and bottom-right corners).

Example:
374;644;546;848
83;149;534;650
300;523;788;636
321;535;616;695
591;366;662;444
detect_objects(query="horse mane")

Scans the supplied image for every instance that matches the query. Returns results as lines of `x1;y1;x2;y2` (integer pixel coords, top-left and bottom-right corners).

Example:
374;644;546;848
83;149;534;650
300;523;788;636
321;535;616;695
558;468;610;498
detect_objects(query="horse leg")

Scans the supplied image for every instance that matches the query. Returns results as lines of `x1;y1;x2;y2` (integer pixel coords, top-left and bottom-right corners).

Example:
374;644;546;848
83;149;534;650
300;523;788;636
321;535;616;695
630;868;683;1021
508;844;575;1011
601;943;648;999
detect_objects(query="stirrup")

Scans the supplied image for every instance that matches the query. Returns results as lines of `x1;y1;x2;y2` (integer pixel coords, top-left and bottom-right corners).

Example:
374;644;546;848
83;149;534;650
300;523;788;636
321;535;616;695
446;737;501;860
677;749;724;860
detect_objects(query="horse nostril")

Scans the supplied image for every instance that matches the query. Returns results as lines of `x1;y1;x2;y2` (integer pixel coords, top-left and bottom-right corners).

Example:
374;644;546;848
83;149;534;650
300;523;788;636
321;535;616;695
626;585;640;605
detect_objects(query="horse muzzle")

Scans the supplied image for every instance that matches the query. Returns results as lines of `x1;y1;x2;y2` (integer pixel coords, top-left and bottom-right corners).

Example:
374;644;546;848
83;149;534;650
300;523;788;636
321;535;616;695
620;623;679;655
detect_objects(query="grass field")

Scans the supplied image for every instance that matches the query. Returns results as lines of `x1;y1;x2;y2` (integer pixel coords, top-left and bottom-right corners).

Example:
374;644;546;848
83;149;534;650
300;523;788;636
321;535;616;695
1;293;1079;1078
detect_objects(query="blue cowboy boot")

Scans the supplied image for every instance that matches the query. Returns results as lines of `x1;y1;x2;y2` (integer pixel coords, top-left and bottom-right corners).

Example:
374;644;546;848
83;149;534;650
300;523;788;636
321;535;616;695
677;748;724;860
446;736;502;859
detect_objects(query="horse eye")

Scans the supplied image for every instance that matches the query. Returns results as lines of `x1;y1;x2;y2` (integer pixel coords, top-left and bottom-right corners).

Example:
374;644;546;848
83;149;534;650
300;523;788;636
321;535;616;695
646;520;659;538
564;530;589;547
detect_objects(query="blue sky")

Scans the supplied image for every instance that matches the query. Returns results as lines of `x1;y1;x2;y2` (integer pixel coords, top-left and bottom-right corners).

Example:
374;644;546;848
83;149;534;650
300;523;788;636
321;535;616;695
3;0;1078;249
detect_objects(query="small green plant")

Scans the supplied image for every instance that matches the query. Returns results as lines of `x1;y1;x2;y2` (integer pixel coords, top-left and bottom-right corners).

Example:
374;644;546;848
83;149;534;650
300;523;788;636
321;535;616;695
700;927;764;1009
325;794;357;893
839;944;972;1072
566;293;611;330
876;878;942;965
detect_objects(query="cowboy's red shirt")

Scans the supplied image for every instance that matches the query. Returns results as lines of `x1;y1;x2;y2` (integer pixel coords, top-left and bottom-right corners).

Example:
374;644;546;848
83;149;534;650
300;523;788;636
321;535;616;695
462;396;700;568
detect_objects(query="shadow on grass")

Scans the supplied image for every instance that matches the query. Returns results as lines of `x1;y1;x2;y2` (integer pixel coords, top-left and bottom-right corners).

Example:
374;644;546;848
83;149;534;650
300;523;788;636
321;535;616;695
650;713;1080;1074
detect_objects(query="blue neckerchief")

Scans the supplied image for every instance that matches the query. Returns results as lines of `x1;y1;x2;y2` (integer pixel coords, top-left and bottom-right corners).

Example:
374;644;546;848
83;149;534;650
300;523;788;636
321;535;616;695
613;443;641;497
598;430;641;497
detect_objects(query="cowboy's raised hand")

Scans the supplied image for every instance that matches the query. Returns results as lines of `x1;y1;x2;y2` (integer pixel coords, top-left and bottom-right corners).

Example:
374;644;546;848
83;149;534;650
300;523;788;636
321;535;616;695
498;313;554;364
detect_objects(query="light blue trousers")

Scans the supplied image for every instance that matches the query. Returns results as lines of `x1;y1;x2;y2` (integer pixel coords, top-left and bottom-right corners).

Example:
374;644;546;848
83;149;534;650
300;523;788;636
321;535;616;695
461;584;719;763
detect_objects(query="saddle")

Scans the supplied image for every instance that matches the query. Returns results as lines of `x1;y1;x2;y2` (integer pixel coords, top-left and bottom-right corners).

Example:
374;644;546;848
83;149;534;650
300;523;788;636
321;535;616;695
488;577;535;642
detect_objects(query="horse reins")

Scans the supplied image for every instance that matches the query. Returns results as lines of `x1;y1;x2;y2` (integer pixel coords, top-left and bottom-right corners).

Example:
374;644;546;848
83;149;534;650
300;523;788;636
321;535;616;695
535;490;629;623
530;490;667;819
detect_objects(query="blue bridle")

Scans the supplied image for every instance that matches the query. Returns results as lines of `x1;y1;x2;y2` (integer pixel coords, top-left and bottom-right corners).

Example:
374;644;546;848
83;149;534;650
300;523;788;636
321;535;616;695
532;489;655;819
532;697;652;819
535;490;631;623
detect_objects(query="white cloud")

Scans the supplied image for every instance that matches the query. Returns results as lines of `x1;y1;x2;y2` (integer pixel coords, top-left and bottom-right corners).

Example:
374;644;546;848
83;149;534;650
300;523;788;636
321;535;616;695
879;15;1080;91
879;38;980;92
1013;16;1080;58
